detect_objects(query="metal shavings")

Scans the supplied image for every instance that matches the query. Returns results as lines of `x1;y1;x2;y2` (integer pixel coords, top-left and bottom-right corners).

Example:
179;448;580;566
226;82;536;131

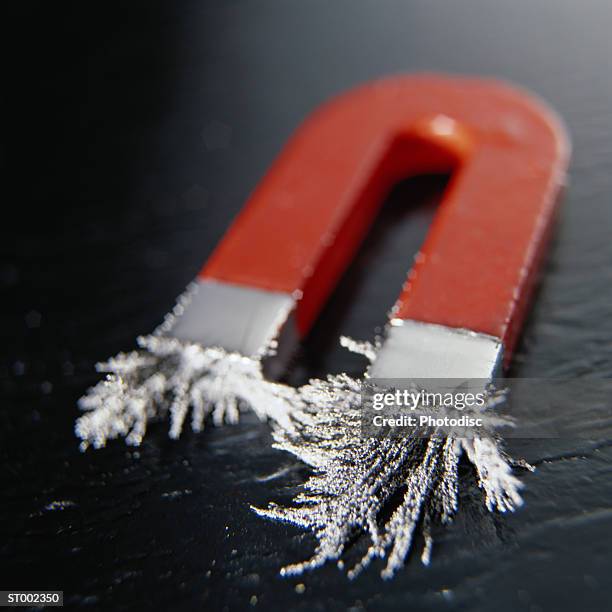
76;334;299;450
339;335;379;363
254;341;531;580
43;500;77;512
76;283;302;450
153;281;200;337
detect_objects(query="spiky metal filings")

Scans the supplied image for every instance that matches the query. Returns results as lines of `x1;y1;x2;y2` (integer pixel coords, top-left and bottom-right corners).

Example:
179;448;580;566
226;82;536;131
76;285;300;450
77;304;530;581
254;340;532;579
75;335;301;450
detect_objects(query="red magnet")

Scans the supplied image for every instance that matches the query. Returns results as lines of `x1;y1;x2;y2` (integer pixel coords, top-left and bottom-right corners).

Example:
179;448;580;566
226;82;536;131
173;75;569;379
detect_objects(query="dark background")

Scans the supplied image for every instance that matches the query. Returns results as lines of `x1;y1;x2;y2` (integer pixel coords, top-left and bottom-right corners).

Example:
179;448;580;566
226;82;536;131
2;1;612;610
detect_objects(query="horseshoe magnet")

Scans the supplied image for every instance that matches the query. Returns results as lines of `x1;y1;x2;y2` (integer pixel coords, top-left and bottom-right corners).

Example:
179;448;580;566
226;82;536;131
78;74;569;448
176;74;569;377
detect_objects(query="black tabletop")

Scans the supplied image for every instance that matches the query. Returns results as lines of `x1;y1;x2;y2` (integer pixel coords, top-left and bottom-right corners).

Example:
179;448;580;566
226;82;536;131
3;1;612;610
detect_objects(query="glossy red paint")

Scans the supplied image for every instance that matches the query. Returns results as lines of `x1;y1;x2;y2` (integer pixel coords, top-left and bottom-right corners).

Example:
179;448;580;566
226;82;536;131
200;75;569;368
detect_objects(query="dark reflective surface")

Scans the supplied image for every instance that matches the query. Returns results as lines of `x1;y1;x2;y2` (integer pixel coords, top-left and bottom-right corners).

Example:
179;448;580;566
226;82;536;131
3;1;612;610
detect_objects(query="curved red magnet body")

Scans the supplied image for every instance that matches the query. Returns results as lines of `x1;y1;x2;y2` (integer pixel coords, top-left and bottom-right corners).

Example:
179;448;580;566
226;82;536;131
200;75;569;368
